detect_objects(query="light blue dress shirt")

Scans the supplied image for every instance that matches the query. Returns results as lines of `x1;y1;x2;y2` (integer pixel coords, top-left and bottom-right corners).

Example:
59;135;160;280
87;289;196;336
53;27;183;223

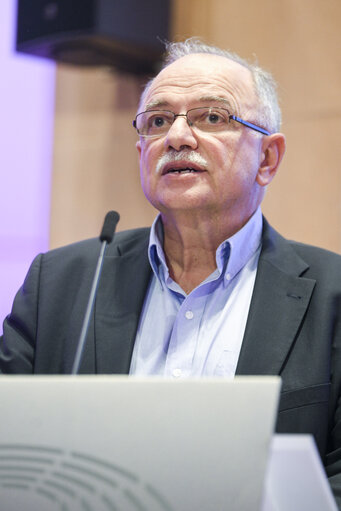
129;208;263;378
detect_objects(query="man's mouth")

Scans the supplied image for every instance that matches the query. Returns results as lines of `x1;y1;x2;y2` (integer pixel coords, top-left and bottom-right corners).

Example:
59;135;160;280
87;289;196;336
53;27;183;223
162;162;205;175
167;167;201;174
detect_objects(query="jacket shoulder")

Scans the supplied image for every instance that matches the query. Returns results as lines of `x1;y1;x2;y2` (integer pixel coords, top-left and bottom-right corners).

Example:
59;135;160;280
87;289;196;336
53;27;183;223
45;227;150;261
288;239;341;263
262;217;341;278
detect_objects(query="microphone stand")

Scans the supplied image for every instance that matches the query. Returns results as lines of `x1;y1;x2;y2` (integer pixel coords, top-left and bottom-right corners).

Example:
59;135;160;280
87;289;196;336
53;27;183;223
71;211;120;375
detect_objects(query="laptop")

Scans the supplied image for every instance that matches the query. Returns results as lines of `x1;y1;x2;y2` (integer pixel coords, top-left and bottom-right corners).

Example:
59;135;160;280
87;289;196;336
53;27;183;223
0;375;280;511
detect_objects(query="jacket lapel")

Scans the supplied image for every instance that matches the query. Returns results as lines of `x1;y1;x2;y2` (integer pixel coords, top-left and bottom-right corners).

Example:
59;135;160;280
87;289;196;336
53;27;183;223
94;230;151;374
236;220;316;376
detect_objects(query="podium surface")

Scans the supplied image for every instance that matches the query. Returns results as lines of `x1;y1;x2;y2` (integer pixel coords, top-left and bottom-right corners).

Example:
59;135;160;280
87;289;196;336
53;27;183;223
0;375;280;511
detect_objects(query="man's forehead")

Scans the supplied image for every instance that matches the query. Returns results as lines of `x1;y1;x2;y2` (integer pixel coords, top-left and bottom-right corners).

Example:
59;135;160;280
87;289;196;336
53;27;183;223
141;53;255;111
159;52;250;77
144;95;235;112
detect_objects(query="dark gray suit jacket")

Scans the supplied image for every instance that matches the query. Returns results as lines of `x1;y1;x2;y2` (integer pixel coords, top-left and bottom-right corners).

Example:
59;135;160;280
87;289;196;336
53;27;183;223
1;219;341;506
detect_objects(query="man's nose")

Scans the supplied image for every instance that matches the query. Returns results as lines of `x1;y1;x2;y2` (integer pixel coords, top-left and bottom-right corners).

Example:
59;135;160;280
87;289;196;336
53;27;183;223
164;115;198;151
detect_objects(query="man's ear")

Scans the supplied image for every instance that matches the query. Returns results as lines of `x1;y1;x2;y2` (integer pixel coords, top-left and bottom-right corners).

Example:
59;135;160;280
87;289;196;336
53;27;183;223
136;140;141;160
256;133;286;187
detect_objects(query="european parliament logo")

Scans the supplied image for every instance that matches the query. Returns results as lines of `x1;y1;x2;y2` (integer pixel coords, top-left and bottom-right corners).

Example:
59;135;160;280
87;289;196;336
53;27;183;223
0;444;173;511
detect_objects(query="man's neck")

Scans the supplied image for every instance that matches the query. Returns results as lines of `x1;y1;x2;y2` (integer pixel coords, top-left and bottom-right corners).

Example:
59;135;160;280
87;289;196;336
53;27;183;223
160;210;253;294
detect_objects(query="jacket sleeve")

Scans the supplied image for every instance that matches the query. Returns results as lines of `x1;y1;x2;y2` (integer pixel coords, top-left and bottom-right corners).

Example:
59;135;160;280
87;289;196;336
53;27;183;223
0;254;43;373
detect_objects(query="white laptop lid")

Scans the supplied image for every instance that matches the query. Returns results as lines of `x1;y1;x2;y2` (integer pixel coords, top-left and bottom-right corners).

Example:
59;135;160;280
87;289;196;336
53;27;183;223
0;375;280;511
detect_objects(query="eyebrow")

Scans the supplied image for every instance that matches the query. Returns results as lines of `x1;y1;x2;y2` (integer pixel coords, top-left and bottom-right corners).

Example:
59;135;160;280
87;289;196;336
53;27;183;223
144;95;234;111
199;95;233;108
144;100;169;110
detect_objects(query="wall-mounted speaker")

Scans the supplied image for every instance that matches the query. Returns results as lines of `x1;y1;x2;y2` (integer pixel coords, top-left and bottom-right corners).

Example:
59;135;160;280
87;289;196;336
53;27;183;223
16;0;170;74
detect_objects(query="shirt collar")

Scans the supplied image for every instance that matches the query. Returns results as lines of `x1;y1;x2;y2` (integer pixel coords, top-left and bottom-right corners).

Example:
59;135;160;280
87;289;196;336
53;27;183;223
148;216;168;288
148;207;263;289
220;207;263;286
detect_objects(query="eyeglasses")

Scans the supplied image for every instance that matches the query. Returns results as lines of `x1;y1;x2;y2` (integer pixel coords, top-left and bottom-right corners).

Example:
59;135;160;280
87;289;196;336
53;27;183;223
133;106;270;138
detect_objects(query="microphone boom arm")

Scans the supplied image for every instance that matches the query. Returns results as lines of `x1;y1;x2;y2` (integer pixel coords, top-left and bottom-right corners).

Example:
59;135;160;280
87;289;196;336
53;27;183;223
71;211;120;375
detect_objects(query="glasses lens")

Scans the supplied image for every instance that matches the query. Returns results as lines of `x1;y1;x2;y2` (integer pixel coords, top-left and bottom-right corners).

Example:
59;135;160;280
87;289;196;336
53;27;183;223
136;110;174;137
188;107;230;132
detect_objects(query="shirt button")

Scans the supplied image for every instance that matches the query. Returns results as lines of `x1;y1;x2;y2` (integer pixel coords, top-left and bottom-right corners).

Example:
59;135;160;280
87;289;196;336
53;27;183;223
226;273;231;281
172;368;182;378
185;310;194;319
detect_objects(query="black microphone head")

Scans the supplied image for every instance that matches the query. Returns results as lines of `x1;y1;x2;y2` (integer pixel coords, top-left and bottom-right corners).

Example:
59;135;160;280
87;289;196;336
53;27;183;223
100;211;120;243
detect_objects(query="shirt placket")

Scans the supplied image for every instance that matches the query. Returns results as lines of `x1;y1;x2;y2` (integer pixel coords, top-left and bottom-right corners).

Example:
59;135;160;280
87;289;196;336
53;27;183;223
164;290;206;379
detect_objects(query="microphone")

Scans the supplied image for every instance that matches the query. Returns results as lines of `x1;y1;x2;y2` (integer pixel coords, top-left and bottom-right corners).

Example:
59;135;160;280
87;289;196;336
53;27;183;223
71;211;120;375
100;210;120;243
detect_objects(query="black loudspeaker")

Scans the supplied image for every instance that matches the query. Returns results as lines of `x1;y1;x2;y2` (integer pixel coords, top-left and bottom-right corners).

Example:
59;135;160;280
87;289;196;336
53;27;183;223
16;0;170;74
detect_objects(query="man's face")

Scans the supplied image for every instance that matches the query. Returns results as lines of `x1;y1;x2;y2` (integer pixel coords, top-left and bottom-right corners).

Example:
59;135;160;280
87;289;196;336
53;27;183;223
136;54;269;227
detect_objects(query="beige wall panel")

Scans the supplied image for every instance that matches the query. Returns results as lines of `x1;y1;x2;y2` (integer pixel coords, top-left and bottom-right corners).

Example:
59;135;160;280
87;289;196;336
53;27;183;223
172;0;211;39
50;66;157;248
262;116;341;251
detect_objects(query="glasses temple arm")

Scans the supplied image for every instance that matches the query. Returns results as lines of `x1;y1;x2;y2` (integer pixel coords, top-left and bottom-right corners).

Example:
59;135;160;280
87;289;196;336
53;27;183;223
229;115;270;136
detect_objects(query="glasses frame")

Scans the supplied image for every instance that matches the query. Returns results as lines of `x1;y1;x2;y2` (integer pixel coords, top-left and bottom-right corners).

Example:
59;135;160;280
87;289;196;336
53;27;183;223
132;107;270;138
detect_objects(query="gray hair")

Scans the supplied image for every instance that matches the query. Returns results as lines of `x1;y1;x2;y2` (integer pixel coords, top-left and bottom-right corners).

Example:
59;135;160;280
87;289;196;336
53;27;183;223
139;38;281;133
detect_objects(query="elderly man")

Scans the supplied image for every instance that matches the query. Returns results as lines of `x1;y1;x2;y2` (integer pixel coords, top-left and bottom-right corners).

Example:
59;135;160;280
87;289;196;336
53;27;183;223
1;39;341;505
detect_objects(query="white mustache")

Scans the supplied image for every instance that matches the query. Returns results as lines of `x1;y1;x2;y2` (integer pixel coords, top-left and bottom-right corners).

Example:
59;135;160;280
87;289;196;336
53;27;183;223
155;151;208;174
